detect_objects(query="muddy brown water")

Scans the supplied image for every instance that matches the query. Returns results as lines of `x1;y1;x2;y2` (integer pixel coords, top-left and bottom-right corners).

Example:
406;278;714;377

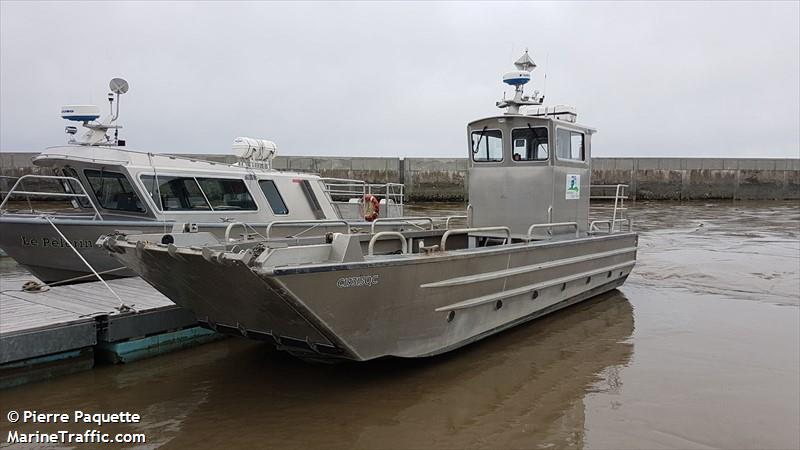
0;201;798;449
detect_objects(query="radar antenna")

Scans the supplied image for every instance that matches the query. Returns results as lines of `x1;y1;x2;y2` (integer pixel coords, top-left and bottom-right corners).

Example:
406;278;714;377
496;50;545;114
60;78;129;146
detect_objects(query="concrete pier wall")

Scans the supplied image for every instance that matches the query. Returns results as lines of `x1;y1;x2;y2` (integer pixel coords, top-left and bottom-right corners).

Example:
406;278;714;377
2;152;798;201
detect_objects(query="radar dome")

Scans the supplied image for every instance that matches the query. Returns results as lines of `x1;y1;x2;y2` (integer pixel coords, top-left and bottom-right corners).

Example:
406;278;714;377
61;105;100;122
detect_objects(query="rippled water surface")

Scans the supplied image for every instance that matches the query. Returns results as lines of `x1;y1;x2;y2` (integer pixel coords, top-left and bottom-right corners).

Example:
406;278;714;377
1;201;798;449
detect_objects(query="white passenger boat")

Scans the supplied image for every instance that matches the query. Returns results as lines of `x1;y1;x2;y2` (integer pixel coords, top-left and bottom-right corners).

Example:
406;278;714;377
99;51;638;362
0;79;404;283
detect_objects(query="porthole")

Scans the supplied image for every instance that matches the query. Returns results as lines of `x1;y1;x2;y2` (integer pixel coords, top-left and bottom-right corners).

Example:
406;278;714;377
561;283;567;291
619;271;624;276
586;276;592;284
607;271;612;278
495;300;503;310
531;290;539;300
447;311;455;323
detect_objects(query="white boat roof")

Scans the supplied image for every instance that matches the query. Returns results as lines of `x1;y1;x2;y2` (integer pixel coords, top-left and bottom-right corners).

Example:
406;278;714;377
33;145;314;178
467;114;597;134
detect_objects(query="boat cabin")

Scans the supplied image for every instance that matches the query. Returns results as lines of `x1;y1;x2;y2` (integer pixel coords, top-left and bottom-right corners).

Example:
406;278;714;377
468;113;594;237
467;51;595;238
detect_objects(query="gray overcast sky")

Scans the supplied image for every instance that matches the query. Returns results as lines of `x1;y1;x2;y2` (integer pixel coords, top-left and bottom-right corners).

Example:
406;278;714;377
1;1;798;158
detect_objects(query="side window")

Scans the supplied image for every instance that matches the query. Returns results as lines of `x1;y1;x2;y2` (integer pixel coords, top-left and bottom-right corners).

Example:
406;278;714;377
140;175;210;211
61;167;90;208
471;129;503;162
196;178;257;211
511;127;549;161
556;129;585;161
84;170;145;212
259;180;288;215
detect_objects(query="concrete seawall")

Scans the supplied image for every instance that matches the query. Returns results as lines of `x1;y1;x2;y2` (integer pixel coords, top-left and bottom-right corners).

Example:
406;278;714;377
1;153;798;201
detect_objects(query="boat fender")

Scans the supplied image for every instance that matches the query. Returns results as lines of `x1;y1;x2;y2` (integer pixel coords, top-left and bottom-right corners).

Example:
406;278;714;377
363;194;380;222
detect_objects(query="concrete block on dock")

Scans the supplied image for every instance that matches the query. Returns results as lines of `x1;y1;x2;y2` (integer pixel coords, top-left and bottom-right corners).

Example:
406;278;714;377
658;158;683;170
314;157;353;171
614;158;636;170
289;157;315;171
636;159;660;170
271;156;290;170
738;159;776;170
590;158;615;171
701;159;725;170
737;169;785;200
686;169;737;199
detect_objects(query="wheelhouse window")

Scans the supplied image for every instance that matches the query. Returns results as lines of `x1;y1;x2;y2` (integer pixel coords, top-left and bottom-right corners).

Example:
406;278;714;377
140;175;211;211
556;129;585;161
259;180;288;215
60;167;90;208
196;178;257;211
471;129;503;162
511;127;549;161
84;170;145;212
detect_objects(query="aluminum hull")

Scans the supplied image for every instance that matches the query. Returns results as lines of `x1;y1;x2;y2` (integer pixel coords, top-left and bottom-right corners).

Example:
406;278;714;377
0;216;358;283
0;216;171;282
106;232;637;361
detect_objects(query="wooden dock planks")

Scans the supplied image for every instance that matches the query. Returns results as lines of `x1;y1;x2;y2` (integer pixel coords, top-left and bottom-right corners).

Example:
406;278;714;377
0;277;192;365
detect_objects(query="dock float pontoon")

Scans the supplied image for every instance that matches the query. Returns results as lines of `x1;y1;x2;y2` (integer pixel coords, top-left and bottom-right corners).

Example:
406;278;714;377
0;276;216;389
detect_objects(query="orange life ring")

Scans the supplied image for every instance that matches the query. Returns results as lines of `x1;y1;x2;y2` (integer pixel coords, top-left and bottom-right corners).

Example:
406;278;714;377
362;194;380;222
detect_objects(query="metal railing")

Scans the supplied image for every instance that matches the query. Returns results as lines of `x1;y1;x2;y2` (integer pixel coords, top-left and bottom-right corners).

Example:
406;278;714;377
369;216;435;234
444;215;468;229
590;184;629;233
321;178;405;207
223;221;268;242
590;218;633;233
0;175;103;220
441;226;511;251
265;219;351;239
367;231;409;256
527;222;579;240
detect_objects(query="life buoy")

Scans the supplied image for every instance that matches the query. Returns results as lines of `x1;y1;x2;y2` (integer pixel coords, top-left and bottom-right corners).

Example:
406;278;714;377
362;194;380;222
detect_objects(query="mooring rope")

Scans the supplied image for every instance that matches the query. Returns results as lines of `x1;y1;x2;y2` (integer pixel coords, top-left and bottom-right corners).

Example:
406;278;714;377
41;215;127;307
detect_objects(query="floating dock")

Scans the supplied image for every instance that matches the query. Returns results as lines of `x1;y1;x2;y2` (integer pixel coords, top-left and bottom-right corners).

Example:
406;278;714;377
0;274;220;389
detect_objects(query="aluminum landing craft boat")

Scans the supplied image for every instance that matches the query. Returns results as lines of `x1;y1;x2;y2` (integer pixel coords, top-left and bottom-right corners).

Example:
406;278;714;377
98;51;638;362
0;79;404;284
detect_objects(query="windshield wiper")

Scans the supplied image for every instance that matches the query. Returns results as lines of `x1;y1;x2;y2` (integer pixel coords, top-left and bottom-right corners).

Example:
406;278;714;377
472;126;488;154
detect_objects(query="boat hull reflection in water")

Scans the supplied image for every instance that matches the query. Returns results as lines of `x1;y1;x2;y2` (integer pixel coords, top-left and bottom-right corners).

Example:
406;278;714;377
0;291;634;449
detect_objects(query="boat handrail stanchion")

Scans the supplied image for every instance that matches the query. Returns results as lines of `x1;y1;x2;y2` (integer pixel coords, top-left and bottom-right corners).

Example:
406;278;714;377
224;222;257;242
0;174;104;220
589;184;629;233
444;215;468;229
440;226;511;251
588;218;632;234
265;219;351;239
367;231;409;256
369;217;435;234
527;222;579;240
